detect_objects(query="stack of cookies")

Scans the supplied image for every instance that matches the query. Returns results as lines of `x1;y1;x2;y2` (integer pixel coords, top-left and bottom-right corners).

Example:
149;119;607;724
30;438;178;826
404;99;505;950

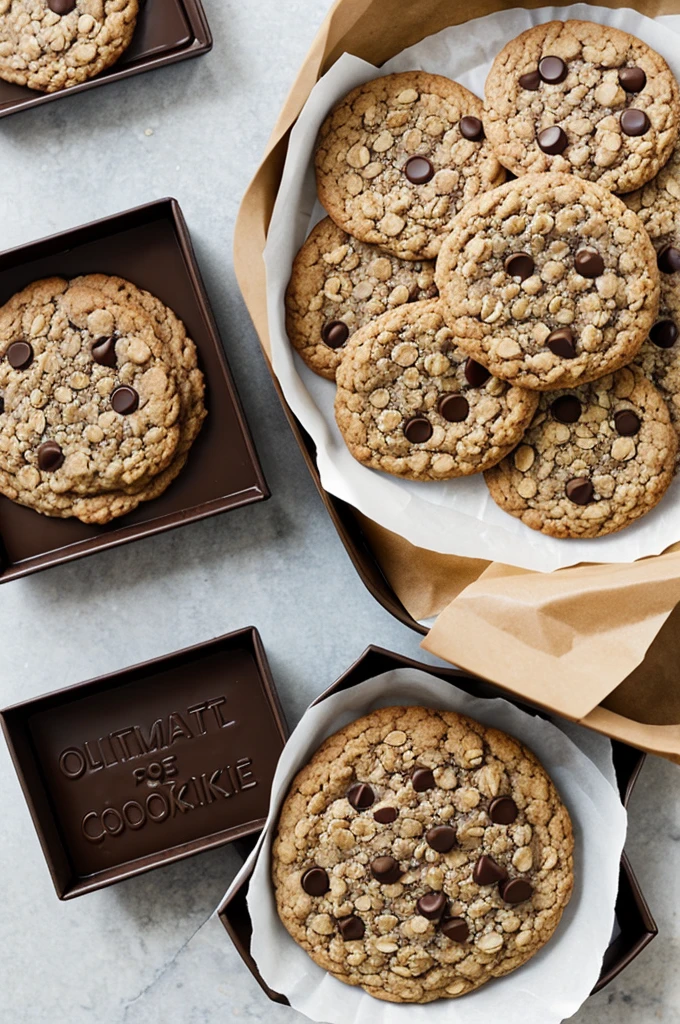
285;20;680;540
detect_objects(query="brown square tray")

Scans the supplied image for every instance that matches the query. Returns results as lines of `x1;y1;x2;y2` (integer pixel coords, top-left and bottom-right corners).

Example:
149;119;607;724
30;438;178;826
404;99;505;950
217;646;657;1000
0;197;268;583
0;0;212;119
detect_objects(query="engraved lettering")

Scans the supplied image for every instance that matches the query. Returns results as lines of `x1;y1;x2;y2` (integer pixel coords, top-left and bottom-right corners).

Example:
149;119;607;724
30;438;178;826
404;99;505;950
206;768;232;800
101;807;124;835
236;758;258;790
100;736;119;768
136;719;166;754
146;792;169;822
187;702;209;735
206;696;235;730
59;748;86;779
167;713;194;743
122;801;146;830
162;755;178;778
84;741;103;772
82;811;105;843
133;767;147;785
166;782;194;815
111;727;137;760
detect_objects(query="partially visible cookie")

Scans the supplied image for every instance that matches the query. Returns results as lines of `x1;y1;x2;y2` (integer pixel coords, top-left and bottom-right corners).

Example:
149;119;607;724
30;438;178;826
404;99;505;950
334;300;538;481
436;173;660;391
0;0;140;94
484;366;677;538
316;71;506;261
286;218;437;379
483;20;680;195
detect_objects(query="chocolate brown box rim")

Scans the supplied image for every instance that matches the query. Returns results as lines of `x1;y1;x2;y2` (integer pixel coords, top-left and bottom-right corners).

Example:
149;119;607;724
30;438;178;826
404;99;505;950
217;645;657;1003
0;626;288;900
0;0;213;119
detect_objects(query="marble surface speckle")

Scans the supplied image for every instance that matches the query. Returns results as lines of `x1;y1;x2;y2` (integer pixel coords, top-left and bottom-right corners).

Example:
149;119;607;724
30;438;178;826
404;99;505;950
0;1;678;1021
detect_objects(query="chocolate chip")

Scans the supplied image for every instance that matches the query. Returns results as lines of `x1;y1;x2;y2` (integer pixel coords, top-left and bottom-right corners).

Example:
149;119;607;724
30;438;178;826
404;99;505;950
417;893;447;920
614;410;641;436
37;441;64;473
373;807;398;824
348;783;374;810
460;116;484;141
338;915;365;940
519;70;541;91
465;358;491;387
547;328;576;359
0;396;4;415
537;125;568;155
92;336;117;368
370;856;402;884
650;320;678;348
411;767;435;792
301;867;330;896
621;108;650;136
404;156;434;185
539;56;568;84
441;917;469;942
48;0;76;12
489;797;518;825
473;855;508;886
426;825;457;853
566;477;594;505
658;245;680;274
439;395;469;422
574;249;605;278
111;386;139;415
551;395;581;424
619;67;647;93
404;416;433;444
322;320;349;349
499;878;534;905
505;253;535;281
7;341;33;370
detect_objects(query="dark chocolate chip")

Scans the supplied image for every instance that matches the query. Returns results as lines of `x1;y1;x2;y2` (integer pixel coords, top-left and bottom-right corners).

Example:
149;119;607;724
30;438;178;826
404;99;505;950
374;807;398;824
473;855;508;886
505;253;535;281
537;126;568;155
348;783;375;810
650;320;678;348
111;386;139;415
566;477;594;505
539;56;568;84
619;67;647;93
92;336;117;368
460;116;484;141
417;892;447;920
614;410;641;436
338;915;365;940
575;249;605;278
658;245;680;275
301;867;330;896
0;396;4;415
7;341;33;370
426;825;457;853
404;156;435;185
489;797;518;825
370;856;402;884
465;358;491;387
621;108;650;136
48;0;77;12
441;917;469;942
499;878;534;905
551;395;581;424
411;767;435;792
322;321;350;349
438;395;469;423
404;416;433;444
519;70;541;91
37;441;64;473
546;328;576;359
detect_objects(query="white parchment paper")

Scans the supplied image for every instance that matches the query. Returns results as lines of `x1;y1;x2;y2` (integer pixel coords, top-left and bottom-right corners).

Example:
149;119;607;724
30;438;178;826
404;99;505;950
264;5;680;572
224;670;628;1024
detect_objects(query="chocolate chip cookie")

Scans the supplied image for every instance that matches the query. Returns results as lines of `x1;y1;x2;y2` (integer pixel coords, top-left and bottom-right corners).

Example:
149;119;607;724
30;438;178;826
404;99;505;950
436;173;660;391
483;20;680;195
272;705;574;1003
316;71;506;261
485;366;676;538
0;0;139;93
286;218;437;379
334;301;538;481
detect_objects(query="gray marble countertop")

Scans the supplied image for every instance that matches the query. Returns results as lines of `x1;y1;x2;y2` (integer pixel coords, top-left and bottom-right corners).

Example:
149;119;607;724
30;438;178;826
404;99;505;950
0;1;678;1021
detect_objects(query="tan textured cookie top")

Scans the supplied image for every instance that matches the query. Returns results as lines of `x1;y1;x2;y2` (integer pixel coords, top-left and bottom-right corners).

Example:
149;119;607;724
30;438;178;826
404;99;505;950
485;366;677;539
483;20;680;195
626;138;680;242
634;271;680;456
273;706;574;1004
335;301;538;481
316;71;506;261
436;173;660;391
286;218;437;379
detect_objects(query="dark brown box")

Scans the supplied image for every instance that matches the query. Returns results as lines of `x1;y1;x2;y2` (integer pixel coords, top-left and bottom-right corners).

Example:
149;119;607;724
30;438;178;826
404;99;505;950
0;0;212;119
218;646;657;1001
0;197;268;583
0;627;288;900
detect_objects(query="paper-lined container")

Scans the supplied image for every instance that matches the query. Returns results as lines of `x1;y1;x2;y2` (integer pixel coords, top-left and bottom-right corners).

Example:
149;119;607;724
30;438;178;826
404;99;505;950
233;0;680;762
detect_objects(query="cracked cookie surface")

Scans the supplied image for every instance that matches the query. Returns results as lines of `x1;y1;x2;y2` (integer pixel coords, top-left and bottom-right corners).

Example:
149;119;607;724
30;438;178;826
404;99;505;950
436;173;659;391
485;365;676;538
334;301;538;481
0;0;139;93
272;705;574;1003
316;71;506;261
483;20;680;195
